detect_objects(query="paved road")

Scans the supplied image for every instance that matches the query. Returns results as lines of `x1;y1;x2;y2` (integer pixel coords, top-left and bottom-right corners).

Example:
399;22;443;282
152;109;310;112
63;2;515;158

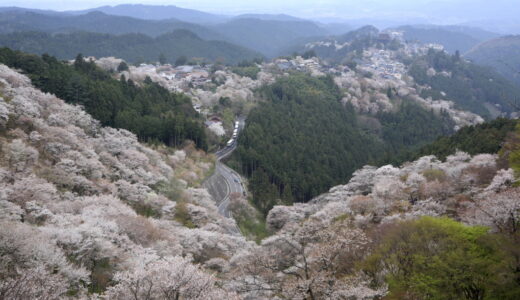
203;118;246;234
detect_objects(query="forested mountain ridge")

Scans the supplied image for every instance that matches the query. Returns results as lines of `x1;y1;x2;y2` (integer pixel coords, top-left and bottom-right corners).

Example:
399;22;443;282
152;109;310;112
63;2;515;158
0;48;208;149
389;118;519;165
465;35;520;86
396;25;498;53
212;18;329;57
0;30;263;65
232;74;457;214
286;25;381;63
233;75;383;211
409;49;520;118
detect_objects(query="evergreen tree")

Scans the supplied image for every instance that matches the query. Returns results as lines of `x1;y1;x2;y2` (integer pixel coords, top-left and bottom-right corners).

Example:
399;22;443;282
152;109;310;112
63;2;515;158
0;48;208;150
117;61;129;72
158;53;167;65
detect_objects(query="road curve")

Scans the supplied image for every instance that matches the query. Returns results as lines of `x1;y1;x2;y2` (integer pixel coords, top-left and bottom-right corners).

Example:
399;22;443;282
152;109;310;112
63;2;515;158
203;118;246;235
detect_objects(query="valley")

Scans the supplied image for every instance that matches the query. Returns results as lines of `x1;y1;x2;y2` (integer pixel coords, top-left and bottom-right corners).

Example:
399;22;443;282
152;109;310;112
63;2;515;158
0;2;520;300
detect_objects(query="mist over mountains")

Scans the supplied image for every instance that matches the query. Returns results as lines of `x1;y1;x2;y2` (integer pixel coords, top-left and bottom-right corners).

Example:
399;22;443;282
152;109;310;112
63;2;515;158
1;2;519;87
3;1;520;33
0;3;516;55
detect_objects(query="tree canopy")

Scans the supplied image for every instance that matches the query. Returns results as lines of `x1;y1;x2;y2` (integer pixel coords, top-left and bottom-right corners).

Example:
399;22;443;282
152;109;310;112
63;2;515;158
409;49;520;118
0;48;207;149
390;118;519;165
233;74;455;214
363;217;520;300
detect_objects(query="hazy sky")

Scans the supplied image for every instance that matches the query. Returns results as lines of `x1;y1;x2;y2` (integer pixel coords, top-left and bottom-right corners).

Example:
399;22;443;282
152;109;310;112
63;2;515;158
1;0;519;23
0;0;459;14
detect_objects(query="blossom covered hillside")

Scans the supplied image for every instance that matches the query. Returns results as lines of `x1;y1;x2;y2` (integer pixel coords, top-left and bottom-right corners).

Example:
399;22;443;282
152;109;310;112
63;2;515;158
0;64;250;298
245;151;520;299
1;62;519;299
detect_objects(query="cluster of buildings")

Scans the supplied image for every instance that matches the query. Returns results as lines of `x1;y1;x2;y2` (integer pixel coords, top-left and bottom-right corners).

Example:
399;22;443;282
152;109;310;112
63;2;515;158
359;49;407;79
403;42;445;56
272;56;325;75
156;64;211;89
130;63;212;93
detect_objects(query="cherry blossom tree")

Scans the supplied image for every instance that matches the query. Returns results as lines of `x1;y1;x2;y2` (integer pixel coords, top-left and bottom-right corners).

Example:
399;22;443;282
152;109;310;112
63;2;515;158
4;139;38;174
106;256;237;300
231;219;383;299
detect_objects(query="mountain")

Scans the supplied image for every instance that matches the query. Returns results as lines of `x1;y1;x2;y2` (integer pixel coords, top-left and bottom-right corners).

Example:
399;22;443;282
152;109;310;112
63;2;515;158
0;47;208;149
0;62;245;297
285;25;380;62
466;35;520;86
2;61;519;299
0;6;65;16
212;18;329;57
0;10;332;57
397;25;496;53
390;118;519;165
463;19;520;36
0;11;225;40
69;4;227;23
409;49;520;118
232;74;456;212
233;14;304;22
336;25;379;43
439;25;500;42
318;22;354;36
0;30;263;64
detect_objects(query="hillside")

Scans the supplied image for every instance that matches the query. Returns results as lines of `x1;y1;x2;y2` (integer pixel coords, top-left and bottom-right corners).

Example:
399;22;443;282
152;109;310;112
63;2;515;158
397;25;496;53
440;25;500;41
213;18;329;57
466;35;520;86
1;62;520;299
296;29;520;119
0;30;262;65
390;118;519;164
318;22;354;35
0;48;208;149
285;25;381;63
232;74;456;213
409;49;520;118
0;63;249;297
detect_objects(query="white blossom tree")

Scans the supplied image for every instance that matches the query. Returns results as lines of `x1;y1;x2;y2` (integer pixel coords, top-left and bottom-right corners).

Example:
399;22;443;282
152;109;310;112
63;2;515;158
106;256;237;300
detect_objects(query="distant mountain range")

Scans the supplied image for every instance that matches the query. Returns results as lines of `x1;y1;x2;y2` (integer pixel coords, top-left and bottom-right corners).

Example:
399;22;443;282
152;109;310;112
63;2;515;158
466;35;520;86
0;11;226;40
0;8;337;58
285;25;380;63
397;25;499;53
69;4;228;24
213;18;329;57
0;4;516;64
233;14;304;22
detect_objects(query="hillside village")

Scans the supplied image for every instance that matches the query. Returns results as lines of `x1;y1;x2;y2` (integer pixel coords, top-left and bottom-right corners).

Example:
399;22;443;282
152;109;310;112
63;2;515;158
89;32;483;140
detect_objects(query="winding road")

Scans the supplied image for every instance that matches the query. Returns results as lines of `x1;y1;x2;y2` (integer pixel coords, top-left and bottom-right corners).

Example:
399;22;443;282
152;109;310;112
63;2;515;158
203;118;246;234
